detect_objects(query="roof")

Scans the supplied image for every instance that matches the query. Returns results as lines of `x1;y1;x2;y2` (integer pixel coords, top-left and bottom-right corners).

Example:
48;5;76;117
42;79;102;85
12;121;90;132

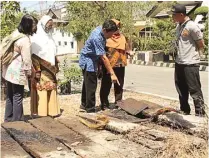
47;8;61;19
146;1;202;18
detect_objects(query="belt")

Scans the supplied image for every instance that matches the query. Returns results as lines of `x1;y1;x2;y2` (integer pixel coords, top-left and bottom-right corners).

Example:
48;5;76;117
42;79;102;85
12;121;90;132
175;63;200;67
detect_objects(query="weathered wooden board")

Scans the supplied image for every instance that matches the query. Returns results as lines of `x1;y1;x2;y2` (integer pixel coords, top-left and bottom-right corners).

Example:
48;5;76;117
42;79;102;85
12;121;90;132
1;127;31;158
101;109;148;123
57;117;155;158
117;98;149;115
29;117;121;158
2;121;78;158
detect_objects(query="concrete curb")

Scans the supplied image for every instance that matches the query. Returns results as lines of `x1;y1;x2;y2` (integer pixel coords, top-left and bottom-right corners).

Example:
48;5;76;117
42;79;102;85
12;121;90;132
131;60;208;72
124;88;194;105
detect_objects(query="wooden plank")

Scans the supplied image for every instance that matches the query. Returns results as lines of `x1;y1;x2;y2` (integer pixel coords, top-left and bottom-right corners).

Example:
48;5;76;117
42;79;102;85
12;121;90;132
101;109;148;123
29;117;121;158
117;98;149;115
57;117;155;158
1;128;31;158
2;121;79;158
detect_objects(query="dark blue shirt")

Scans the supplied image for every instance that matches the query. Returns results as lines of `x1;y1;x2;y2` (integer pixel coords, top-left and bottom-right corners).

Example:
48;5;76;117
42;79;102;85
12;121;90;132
79;26;106;72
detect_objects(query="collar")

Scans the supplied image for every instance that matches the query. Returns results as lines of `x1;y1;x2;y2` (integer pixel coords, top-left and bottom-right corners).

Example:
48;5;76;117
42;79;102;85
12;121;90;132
100;27;105;39
180;17;190;26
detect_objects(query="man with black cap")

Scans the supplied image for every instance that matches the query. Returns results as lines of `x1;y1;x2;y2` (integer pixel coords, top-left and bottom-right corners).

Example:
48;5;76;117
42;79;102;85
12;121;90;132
169;4;206;116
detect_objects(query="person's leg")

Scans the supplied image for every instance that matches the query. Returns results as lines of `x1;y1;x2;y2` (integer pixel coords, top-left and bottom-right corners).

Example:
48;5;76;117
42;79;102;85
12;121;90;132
174;64;190;114
114;67;125;103
12;83;24;121
48;89;60;116
185;65;205;116
81;69;86;109
85;71;97;112
100;67;112;110
37;90;48;116
4;81;13;122
30;85;38;115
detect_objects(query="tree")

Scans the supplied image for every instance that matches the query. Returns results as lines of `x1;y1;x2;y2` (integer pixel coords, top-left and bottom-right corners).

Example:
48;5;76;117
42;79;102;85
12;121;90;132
194;6;208;17
145;18;176;53
0;1;21;39
203;19;208;57
194;6;208;57
65;1;156;41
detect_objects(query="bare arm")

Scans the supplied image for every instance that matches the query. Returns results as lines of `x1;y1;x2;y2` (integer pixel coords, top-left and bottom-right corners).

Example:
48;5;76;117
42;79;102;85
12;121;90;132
196;39;205;55
101;54;120;85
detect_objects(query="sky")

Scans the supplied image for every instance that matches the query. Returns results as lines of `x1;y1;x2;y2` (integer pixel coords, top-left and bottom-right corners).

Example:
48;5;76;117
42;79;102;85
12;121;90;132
20;1;55;12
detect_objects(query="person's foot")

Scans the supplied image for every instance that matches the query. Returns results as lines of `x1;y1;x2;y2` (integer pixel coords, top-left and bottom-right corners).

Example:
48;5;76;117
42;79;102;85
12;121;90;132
195;110;206;117
79;104;86;112
100;104;110;111
177;110;190;115
86;107;96;113
100;102;110;111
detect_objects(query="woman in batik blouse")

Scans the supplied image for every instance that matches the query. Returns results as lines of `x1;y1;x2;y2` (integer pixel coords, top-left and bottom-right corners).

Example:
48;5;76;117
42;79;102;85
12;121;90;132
100;19;131;110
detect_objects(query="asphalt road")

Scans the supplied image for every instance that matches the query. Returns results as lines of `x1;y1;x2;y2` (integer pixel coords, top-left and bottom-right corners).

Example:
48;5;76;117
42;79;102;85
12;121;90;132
124;64;208;105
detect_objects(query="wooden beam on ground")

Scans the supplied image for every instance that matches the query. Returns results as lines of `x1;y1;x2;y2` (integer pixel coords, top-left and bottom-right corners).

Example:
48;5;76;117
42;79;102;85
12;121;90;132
2;121;78;158
29;117;121;158
1;128;31;158
57;117;155;158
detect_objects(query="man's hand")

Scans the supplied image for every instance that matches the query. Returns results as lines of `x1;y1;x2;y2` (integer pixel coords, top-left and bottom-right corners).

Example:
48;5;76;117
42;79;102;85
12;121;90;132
110;73;120;86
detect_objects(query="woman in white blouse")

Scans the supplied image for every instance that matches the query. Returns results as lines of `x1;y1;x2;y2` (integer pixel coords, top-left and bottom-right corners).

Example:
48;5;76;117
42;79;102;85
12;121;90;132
2;14;37;122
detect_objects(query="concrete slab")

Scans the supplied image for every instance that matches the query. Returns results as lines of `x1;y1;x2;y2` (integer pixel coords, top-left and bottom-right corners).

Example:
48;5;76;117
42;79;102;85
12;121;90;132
158;112;208;133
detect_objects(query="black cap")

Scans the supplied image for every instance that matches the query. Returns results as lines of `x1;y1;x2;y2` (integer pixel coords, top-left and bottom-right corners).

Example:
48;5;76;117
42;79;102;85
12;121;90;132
169;4;186;15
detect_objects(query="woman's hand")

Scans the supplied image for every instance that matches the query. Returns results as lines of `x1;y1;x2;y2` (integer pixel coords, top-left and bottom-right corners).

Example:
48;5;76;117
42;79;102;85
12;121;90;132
35;71;41;79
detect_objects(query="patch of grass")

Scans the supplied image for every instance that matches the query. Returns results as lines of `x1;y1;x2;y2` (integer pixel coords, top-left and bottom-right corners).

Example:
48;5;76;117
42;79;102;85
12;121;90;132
154;132;208;158
70;56;79;61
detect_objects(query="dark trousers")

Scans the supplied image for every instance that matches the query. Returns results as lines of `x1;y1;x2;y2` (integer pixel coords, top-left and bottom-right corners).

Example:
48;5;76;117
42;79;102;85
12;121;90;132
4;81;24;122
100;66;125;106
175;63;205;114
81;69;97;110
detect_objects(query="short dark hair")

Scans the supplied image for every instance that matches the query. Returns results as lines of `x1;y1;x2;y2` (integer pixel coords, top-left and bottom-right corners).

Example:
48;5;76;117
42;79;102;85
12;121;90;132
18;14;35;35
102;20;118;32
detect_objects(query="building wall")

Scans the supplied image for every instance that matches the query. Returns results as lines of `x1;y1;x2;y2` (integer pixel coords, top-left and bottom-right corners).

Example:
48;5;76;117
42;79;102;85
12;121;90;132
52;28;78;55
61;8;67;19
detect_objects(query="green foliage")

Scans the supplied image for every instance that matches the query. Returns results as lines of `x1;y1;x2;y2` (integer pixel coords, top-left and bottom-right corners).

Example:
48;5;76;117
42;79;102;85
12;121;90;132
194;6;208;16
65;1;156;41
0;1;21;39
203;19;208;55
136;18;176;53
59;57;82;87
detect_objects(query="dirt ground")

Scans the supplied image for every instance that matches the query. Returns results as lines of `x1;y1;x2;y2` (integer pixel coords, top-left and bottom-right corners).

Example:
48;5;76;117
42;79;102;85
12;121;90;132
1;85;180;123
1;83;208;158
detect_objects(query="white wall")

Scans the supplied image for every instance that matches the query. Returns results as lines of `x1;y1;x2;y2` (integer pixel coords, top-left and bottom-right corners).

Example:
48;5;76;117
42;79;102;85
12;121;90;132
52;28;77;55
194;0;208;31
